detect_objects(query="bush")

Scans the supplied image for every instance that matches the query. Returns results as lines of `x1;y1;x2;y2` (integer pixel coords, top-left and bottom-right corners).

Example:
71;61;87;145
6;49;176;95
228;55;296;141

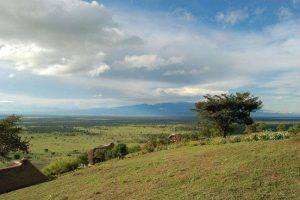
104;149;116;160
94;149;106;162
114;144;128;159
229;136;241;143
199;123;222;137
245;123;267;134
14;154;20;159
128;144;142;154
276;124;286;131
143;142;155;152
44;148;49;152
288;124;300;135
257;123;267;132
210;137;227;145
42;157;81;177
77;152;88;165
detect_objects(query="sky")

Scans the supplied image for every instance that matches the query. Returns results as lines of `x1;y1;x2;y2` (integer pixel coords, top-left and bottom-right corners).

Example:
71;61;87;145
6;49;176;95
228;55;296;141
0;0;300;114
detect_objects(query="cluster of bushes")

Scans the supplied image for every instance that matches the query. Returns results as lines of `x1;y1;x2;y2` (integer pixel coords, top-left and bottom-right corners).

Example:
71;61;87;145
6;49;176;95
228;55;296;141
42;143;130;177
94;143;129;162
42;157;82;177
245;122;267;133
200;130;296;145
288;124;300;134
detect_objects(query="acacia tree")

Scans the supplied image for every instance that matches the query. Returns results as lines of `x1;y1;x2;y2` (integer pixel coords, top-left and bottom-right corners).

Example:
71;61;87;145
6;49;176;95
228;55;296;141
0;115;29;161
194;92;262;138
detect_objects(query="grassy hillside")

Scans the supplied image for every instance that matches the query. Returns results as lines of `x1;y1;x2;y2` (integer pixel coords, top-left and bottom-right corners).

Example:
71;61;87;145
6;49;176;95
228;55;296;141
1;137;299;200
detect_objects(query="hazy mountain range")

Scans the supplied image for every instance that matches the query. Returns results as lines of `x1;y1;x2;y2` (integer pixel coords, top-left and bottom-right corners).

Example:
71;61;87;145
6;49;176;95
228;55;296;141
2;102;300;119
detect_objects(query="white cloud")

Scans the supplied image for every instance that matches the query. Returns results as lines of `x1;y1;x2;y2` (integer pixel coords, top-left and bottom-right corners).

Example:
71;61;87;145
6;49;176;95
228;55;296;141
0;0;140;76
216;10;249;25
156;86;226;97
163;66;210;76
277;7;294;20
0;100;14;103
114;54;183;70
1;1;300;113
88;64;111;77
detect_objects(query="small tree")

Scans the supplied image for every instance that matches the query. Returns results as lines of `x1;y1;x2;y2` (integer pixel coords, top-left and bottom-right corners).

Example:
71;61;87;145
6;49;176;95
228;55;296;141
0;115;29;161
194;92;262;138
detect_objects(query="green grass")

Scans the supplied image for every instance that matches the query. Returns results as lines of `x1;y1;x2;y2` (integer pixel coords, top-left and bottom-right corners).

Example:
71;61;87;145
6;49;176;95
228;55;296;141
8;124;191;169
2;137;299;200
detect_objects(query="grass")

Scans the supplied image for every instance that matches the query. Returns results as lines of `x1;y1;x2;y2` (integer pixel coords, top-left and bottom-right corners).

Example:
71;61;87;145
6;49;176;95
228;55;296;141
10;124;189;169
2;136;299;200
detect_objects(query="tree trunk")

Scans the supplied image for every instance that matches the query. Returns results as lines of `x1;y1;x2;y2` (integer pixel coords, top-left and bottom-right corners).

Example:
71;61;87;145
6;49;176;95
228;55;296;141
221;127;228;138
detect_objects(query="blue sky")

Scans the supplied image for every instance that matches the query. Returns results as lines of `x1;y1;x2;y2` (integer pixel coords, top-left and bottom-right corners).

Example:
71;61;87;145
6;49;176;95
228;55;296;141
0;0;300;114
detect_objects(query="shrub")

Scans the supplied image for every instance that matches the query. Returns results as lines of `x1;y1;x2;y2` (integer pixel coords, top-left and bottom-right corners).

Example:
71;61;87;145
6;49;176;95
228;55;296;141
210;137;227;145
257;123;267;132
184;132;201;141
77;152;88;165
143;142;155;152
94;149;106;162
157;137;169;145
258;132;270;140
44;148;49;152
128;144;142;154
199;123;222;137
229;136;241;143
245;122;267;134
114;144;128;159
104;149;116;160
288;124;300;135
42;157;81;177
14;154;20;159
276;124;286;131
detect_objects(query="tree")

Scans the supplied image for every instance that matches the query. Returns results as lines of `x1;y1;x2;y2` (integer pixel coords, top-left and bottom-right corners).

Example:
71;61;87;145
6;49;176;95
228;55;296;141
0;115;29;160
194;92;262;138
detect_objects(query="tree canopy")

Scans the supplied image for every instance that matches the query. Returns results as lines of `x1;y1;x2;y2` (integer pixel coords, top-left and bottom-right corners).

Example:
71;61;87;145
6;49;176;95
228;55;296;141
194;92;263;137
0;115;29;161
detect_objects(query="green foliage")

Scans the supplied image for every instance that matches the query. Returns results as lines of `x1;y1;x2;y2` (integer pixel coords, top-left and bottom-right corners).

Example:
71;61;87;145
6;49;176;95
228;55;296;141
94;149;107;162
256;123;267;132
194;92;262;137
42;157;81;177
199;122;222;137
276;124;286;131
13;154;20;160
77;152;88;165
288;124;300;135
245;122;267;133
229;136;241;143
242;131;290;142
0;115;29;161
114;144;129;159
104;150;116;160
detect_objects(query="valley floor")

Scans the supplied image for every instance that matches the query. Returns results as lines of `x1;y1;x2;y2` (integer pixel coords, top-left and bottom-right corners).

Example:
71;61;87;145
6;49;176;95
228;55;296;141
1;137;300;200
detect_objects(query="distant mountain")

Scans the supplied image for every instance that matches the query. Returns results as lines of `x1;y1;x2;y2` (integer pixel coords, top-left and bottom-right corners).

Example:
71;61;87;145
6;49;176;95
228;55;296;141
81;102;196;117
74;103;300;120
3;102;300;119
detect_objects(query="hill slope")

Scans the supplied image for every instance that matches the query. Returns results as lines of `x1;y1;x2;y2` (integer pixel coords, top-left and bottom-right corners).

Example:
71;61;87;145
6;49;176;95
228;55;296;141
1;138;300;200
